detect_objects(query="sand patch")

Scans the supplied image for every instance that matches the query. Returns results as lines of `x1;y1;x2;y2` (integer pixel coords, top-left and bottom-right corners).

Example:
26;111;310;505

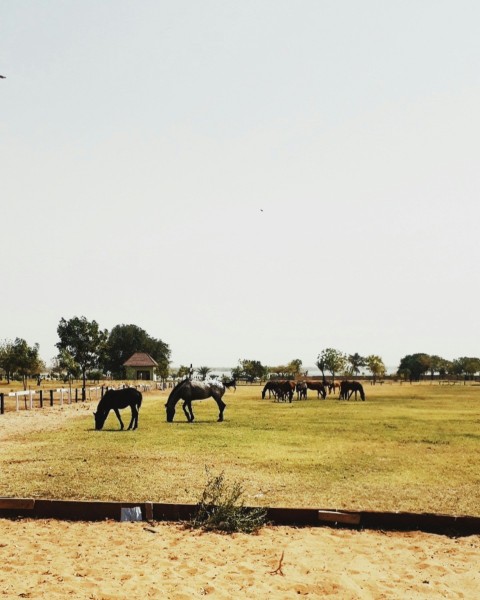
0;519;478;598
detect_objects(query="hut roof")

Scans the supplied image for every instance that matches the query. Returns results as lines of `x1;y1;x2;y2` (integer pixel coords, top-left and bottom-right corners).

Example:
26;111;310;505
123;352;158;367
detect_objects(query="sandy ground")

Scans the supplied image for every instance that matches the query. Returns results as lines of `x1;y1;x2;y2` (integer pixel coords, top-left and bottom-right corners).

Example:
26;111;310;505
0;519;479;599
1;404;479;598
0;401;94;441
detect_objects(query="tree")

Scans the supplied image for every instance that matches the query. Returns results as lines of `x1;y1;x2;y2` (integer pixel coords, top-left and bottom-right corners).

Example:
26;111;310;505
233;359;268;383
269;359;303;379
196;366;211;381
7;338;43;390
103;324;171;379
176;365;191;379
451;357;480;382
0;339;15;383
397;353;431;382
52;349;81;386
287;358;303;377
437;358;453;378
365;355;386;384
348;353;366;378
316;348;347;382
56;316;108;399
425;355;447;381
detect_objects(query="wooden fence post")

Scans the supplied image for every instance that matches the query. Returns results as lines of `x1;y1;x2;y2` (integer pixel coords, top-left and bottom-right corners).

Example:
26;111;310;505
49;390;54;406
0;393;4;415
39;390;43;408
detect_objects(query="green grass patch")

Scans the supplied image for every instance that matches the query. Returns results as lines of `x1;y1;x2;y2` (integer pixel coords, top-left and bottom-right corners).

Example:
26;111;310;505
1;382;479;515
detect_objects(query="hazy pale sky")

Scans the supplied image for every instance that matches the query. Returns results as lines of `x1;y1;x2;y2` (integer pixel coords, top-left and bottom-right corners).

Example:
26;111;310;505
2;1;480;370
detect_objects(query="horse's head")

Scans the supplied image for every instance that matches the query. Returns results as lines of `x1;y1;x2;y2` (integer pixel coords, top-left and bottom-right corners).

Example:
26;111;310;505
165;402;175;422
93;411;106;430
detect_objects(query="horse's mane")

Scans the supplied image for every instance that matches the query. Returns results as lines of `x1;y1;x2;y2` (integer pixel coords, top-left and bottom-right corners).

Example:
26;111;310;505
171;378;189;392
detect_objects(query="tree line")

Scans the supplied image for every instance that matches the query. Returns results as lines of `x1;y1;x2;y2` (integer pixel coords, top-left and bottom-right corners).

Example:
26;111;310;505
0;316;171;394
397;353;480;382
2;321;478;392
196;350;480;385
184;353;387;384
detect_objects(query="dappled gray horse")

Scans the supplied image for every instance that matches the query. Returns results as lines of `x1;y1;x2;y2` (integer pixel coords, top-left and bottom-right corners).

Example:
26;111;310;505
165;379;226;422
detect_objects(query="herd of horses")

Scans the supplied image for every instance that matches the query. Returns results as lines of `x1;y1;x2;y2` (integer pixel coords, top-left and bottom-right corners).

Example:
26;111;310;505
93;377;365;430
262;380;365;403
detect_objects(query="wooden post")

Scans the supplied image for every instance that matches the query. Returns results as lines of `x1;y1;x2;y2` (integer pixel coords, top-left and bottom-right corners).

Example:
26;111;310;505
39;390;43;408
0;393;4;415
49;389;54;406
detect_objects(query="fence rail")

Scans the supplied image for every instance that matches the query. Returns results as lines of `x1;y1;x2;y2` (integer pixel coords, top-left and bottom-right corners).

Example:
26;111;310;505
0;384;147;415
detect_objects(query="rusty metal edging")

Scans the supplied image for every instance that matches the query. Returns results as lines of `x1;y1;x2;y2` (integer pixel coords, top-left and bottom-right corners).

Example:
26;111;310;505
1;498;480;535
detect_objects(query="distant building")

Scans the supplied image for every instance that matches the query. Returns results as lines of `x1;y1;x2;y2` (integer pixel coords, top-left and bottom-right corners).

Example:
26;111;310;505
123;352;158;381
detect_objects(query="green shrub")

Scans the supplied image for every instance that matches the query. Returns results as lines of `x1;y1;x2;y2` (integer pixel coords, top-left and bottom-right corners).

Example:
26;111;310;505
189;469;267;534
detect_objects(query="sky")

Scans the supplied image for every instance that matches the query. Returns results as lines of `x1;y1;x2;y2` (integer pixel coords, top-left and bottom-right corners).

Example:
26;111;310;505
1;1;480;371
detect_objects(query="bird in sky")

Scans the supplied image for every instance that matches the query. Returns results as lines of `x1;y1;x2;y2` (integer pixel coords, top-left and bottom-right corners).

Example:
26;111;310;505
0;75;6;79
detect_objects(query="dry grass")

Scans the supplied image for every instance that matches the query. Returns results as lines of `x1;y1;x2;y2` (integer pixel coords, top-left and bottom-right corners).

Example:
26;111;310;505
1;380;479;515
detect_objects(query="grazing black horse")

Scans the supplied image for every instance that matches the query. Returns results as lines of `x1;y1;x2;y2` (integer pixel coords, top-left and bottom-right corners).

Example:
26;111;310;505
261;381;277;399
296;381;308;400
339;381;366;401
261;380;295;402
306;381;327;399
165;379;226;422
94;387;143;430
223;378;237;392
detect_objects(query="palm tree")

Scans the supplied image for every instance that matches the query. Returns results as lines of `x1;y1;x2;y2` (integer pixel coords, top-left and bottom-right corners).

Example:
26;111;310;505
365;355;386;385
196;366;211;381
348;353;366;379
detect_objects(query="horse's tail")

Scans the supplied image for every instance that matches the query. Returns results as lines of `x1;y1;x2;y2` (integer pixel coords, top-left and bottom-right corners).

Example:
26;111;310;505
137;390;143;409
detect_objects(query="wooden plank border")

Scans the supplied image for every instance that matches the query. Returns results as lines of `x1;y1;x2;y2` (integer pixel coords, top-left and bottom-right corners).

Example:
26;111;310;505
1;498;479;535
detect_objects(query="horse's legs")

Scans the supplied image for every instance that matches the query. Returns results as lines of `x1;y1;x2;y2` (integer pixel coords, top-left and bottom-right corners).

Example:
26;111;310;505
127;405;138;429
214;395;226;421
113;408;124;430
182;400;194;422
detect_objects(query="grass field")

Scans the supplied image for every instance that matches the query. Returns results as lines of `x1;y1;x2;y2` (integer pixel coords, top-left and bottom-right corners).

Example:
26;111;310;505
1;381;479;515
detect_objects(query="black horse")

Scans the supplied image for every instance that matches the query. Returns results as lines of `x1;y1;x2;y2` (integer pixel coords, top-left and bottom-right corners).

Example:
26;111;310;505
296;381;308;400
339;381;366;401
306;381;327;399
261;380;295;402
93;387;143;430
223;378;237;392
165;379;226;422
